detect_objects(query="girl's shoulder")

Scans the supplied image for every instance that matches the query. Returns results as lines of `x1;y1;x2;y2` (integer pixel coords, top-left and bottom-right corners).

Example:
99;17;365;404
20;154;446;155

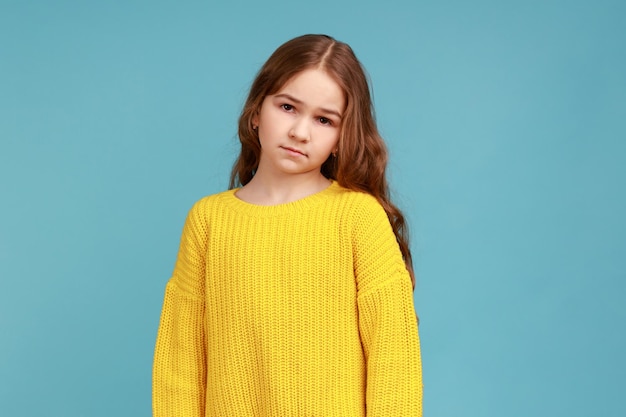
194;188;235;206
332;182;380;204
328;182;388;221
183;189;237;221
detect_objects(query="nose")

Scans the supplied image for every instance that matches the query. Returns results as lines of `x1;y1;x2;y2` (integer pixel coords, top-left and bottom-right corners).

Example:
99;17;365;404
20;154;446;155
288;117;311;142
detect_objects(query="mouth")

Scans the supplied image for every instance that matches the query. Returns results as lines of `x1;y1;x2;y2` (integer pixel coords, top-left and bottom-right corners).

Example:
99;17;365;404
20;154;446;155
281;146;307;157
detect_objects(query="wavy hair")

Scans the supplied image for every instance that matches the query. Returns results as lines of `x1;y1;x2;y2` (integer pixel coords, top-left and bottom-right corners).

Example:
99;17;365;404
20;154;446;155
230;34;415;287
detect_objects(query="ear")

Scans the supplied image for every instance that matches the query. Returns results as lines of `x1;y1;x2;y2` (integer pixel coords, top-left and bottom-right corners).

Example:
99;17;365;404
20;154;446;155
252;112;259;129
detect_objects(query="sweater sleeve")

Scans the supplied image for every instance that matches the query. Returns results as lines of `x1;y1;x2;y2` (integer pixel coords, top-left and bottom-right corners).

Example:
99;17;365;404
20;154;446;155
353;197;423;417
153;200;208;417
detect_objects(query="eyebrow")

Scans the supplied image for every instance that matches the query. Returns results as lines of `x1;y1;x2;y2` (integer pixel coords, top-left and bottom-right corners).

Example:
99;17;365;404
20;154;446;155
274;93;343;120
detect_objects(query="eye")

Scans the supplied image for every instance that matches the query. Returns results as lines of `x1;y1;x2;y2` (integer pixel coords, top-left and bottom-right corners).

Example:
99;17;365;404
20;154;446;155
281;103;294;111
318;117;333;126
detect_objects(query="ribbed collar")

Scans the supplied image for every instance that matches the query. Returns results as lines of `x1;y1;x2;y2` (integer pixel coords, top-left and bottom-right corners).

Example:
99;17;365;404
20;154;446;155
219;181;342;218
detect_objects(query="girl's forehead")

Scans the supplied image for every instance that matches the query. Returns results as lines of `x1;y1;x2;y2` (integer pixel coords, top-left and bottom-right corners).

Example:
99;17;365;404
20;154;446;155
271;69;346;110
282;68;339;87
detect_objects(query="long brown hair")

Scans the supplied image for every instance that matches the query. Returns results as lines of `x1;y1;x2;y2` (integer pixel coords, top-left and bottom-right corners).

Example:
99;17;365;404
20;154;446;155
230;34;415;287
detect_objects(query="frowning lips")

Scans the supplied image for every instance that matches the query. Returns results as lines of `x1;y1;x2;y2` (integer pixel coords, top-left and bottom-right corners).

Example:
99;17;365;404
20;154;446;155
281;146;307;157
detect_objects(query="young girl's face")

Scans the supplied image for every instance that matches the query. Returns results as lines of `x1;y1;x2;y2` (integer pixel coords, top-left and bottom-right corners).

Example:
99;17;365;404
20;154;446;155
253;68;345;180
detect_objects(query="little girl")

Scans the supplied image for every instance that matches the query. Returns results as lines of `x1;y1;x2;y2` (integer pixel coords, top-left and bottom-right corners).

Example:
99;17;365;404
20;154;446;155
153;34;423;417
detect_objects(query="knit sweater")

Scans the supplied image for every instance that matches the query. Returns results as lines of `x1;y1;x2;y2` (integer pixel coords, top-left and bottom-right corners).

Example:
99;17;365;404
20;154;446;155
153;181;423;417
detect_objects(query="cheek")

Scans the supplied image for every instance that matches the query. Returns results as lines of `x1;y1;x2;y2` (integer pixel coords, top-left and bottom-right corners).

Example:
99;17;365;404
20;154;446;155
258;122;276;142
258;108;284;132
326;130;341;148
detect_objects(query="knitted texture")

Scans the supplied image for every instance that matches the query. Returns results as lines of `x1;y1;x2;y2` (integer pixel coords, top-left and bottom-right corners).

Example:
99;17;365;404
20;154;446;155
153;182;423;416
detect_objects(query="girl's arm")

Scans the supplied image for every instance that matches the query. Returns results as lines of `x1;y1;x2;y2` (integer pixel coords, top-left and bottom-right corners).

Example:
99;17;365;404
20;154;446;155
353;196;423;417
153;200;208;417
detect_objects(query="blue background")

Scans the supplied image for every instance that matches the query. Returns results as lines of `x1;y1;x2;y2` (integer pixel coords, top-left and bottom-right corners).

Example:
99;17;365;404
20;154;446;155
1;0;624;416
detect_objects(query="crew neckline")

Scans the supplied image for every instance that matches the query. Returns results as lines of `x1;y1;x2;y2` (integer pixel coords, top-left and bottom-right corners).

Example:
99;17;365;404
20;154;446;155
222;180;341;218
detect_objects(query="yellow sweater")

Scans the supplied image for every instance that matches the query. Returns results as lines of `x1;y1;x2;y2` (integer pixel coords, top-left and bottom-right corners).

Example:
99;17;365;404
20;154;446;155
153;181;423;416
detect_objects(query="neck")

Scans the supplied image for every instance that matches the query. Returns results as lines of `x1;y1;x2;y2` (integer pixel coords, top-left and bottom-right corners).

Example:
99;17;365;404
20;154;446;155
236;171;332;206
